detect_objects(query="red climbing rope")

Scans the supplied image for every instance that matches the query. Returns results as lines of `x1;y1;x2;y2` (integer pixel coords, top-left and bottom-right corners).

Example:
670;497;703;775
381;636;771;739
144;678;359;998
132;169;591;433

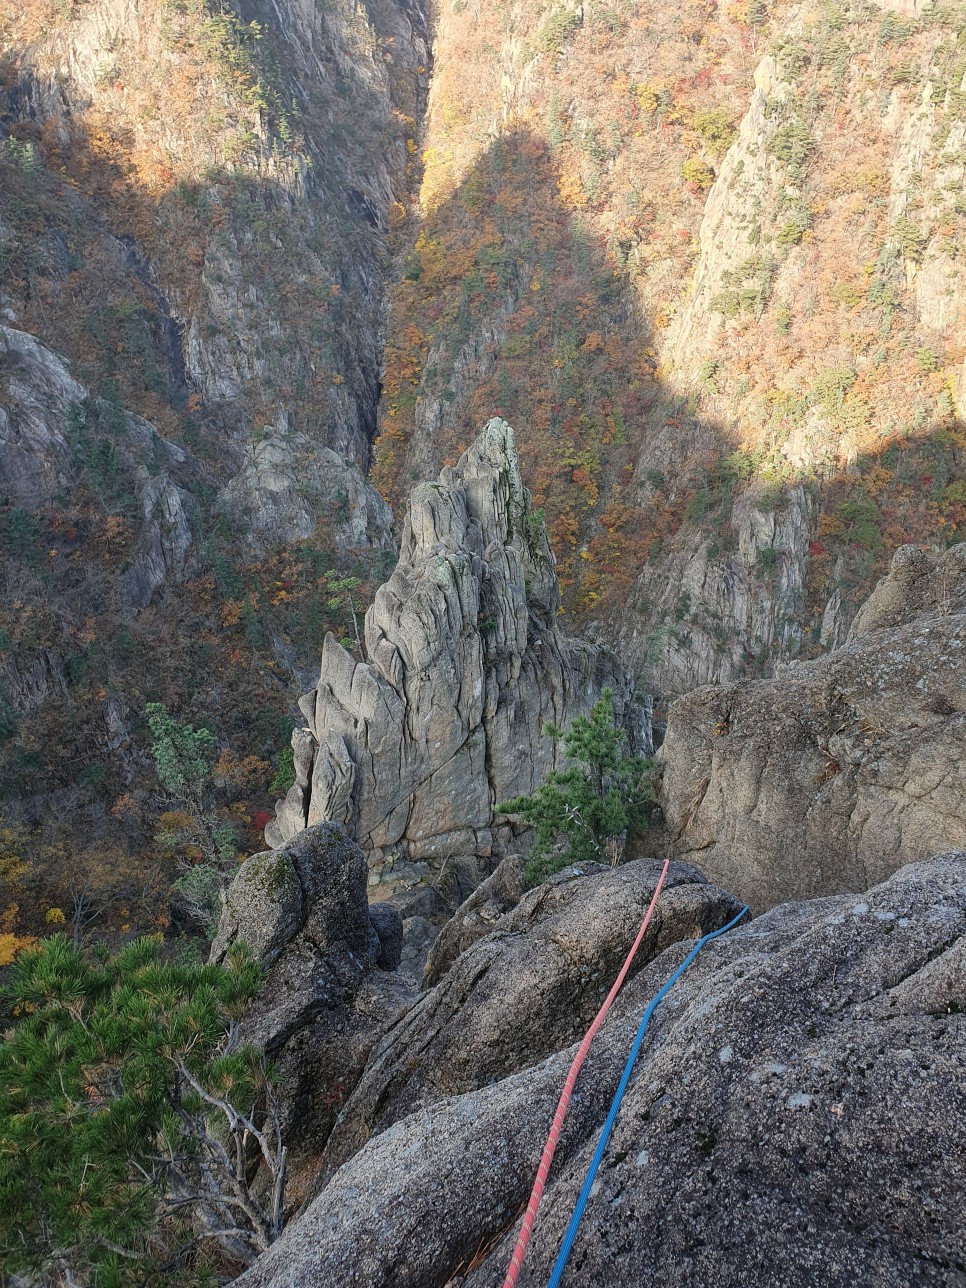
502;857;670;1288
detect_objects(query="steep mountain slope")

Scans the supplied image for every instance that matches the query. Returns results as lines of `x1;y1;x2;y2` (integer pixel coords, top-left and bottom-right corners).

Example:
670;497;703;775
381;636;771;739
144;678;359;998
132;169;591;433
655;542;966;909
0;0;427;931
3;0;966;934
374;0;966;697
2;0;428;471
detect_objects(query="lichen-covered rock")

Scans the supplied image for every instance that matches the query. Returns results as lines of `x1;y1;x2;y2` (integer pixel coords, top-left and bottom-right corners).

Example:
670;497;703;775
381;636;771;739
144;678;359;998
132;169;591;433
211;823;373;971
209;848;305;969
234;854;966;1288
265;419;649;884
654;545;966;911
847;542;966;641
319;858;741;1182
209;823;415;1203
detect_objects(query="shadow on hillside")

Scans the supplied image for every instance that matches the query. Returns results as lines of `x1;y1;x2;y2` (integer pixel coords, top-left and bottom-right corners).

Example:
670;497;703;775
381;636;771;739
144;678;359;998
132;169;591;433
0;29;964;933
0;0;426;471
373;126;966;697
374;128;729;562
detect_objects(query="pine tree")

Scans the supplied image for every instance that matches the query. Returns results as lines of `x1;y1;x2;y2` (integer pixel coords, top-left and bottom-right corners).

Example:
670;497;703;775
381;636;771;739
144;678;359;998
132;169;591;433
146;702;218;801
145;703;238;929
0;934;286;1285
498;689;652;882
747;0;768;26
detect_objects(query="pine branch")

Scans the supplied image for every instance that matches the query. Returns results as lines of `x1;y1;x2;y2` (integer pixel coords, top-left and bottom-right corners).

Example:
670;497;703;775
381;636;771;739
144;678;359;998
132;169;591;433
167;1057;285;1251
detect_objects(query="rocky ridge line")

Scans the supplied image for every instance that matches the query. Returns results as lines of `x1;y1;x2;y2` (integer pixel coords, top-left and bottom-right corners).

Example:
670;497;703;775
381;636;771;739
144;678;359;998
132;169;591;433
234;851;966;1287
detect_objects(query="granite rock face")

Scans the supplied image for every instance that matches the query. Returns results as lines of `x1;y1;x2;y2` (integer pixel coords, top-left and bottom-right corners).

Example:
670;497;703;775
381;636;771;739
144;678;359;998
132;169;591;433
0;325;193;611
209;823;414;1204
654;544;966;911
4;0;429;487
319;857;742;1182
616;478;817;695
367;902;404;971
217;430;394;557
847;542;966;640
266;419;650;885
233;854;966;1288
421;853;528;987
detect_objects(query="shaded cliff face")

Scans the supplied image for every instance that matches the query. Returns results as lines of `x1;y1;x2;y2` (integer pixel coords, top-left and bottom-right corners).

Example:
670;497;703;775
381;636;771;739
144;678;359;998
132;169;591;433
268;418;649;894
2;0;428;487
374;0;966;698
0;326;194;609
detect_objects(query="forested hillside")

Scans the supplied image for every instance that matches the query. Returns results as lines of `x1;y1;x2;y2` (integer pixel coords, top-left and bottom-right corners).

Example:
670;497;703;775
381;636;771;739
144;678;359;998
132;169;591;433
2;8;966;1282
0;0;427;941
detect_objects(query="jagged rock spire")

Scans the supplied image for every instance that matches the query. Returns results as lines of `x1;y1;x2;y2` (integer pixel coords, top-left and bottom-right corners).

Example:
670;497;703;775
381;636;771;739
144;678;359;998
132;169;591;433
266;418;648;885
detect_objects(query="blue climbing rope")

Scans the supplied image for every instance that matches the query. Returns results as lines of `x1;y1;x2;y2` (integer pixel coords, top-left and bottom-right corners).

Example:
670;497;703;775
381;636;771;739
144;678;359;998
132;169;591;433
546;903;751;1288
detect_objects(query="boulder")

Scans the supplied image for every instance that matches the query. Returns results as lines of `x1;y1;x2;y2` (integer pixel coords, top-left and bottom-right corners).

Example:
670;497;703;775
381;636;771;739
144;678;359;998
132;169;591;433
399;916;439;978
654;545;966;910
368;902;404;971
847;542;966;640
265;419;649;890
235;854;966;1288
319;858;742;1182
209;823;415;1203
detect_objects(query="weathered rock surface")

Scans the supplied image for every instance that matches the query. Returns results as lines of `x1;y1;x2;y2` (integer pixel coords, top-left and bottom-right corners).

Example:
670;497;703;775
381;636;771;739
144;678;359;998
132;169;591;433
399;915;439;978
320;858;742;1181
367;901;404;971
266;419;650;886
0;325;194;611
235;854;966;1288
616;478;817;697
217;430;394;556
847;542;966;640
4;0;430;485
209;823;416;1204
0;324;87;504
421;853;528;987
654;544;966;911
